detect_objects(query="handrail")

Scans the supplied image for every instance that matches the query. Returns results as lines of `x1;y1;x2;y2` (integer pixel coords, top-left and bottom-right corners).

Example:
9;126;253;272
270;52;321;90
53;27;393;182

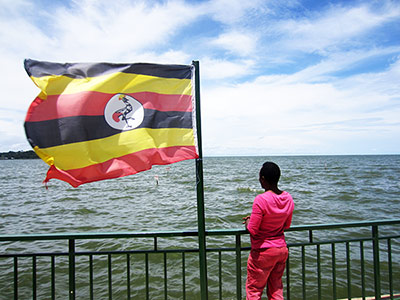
285;218;400;231
1;218;398;241
0;230;199;241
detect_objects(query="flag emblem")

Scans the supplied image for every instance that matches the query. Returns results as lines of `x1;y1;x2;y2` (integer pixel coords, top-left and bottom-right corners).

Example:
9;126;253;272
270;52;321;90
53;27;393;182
24;59;198;187
105;94;144;130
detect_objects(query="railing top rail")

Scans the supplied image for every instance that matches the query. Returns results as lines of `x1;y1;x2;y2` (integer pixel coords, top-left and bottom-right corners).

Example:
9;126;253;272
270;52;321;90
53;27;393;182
285;218;400;231
206;219;400;235
0;219;399;242
0;230;199;242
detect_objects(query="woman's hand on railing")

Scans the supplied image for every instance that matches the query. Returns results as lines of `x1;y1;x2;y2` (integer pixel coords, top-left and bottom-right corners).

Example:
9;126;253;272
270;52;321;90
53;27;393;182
242;215;250;229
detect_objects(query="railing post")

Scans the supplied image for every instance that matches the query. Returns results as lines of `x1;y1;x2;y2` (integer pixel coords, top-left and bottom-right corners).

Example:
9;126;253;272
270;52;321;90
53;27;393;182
14;257;18;300
331;243;336;299
286;251;291;300
69;239;76;300
33;255;37;299
360;241;365;299
182;252;186;300
372;225;381;300
51;255;56;300
126;254;131;299
346;242;351;299
387;239;393;299
108;254;112;300
164;252;168;300
301;246;306;299
317;244;321;300
145;253;149;300
89;254;94;300
235;234;242;300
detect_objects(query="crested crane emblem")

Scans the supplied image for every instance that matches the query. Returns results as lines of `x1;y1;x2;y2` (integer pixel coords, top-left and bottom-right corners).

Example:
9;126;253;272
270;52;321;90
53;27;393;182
104;94;144;130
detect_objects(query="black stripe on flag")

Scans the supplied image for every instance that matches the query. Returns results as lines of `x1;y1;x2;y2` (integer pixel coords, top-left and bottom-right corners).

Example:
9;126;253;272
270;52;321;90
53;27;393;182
25;110;193;148
24;59;193;80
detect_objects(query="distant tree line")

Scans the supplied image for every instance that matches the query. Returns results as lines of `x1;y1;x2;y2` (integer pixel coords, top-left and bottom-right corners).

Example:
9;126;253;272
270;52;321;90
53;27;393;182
0;150;39;159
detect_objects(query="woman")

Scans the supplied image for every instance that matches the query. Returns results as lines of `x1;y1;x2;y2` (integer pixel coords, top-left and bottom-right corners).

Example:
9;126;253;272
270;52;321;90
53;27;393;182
243;162;294;300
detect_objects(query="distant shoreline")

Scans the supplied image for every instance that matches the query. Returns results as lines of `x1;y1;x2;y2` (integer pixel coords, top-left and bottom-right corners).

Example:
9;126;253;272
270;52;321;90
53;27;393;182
0;151;398;160
0;150;39;160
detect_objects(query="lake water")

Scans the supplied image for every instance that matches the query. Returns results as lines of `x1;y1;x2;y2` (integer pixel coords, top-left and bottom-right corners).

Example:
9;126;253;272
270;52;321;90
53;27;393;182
1;155;399;233
0;155;399;298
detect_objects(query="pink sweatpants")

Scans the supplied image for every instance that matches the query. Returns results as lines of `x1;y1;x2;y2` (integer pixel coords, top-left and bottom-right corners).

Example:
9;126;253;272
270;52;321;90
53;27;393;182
246;247;288;300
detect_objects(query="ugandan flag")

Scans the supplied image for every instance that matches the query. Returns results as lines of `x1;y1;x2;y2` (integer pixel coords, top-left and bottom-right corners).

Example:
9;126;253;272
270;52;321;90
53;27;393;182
24;59;198;187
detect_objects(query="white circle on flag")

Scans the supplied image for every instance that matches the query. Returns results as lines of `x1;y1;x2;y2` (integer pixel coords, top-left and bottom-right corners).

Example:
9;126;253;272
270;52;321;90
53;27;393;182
104;94;144;130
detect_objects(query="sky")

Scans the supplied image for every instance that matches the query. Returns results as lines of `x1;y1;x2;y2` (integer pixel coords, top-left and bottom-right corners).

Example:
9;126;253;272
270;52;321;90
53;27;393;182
0;0;399;156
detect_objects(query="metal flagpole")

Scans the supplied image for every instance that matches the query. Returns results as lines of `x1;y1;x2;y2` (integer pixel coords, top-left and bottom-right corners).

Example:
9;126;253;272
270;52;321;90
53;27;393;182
192;60;208;300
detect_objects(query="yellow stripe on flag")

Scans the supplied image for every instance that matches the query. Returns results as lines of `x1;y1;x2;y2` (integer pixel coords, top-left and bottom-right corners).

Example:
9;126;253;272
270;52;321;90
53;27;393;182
30;72;192;97
35;128;196;170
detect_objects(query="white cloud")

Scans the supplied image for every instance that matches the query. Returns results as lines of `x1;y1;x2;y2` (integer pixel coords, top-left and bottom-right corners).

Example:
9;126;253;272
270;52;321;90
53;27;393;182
336;55;400;97
45;0;202;61
205;0;264;25
209;30;258;57
0;110;31;151
0;4;54;58
200;57;255;80
272;2;400;54
0;0;203;62
131;50;192;65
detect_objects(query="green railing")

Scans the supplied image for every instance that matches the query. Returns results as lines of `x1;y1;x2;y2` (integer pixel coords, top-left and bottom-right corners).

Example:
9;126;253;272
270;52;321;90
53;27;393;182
0;219;399;299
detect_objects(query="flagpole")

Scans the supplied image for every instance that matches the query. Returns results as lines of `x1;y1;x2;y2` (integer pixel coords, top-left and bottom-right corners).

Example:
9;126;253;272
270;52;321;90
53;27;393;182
193;60;208;300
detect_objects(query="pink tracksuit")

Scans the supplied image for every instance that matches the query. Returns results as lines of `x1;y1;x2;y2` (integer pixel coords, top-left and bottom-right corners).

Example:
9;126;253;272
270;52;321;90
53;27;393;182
246;191;294;300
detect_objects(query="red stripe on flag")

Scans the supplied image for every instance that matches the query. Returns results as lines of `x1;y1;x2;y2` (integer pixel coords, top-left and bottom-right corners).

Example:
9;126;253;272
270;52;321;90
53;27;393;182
43;146;198;187
25;91;193;122
25;96;44;122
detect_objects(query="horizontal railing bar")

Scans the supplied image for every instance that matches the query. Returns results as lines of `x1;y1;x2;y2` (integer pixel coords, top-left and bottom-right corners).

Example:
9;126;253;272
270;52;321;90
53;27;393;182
1;237;394;260
207;247;251;252
206;229;247;235
3;232;399;259
0;247;251;259
0;230;199;242
1;237;399;260
76;249;200;255
2;234;398;259
287;234;400;248
0;249;200;258
0;252;69;258
285;219;400;231
206;219;400;235
1;219;398;242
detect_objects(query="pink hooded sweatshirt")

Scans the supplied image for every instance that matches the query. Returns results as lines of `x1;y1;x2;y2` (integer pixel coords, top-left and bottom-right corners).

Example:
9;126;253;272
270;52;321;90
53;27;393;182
247;191;294;249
